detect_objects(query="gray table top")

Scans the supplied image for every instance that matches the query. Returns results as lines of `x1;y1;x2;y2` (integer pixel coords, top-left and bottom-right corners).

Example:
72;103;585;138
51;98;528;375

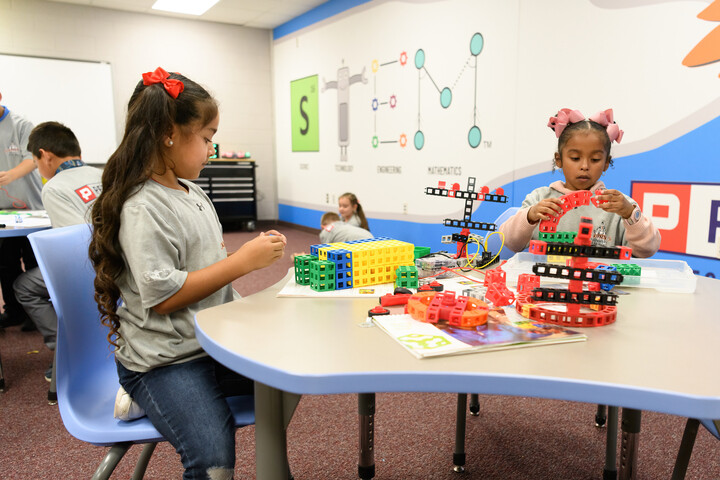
195;269;720;419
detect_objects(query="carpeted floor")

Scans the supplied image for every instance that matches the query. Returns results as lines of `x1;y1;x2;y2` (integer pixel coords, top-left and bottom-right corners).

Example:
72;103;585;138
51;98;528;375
0;221;718;479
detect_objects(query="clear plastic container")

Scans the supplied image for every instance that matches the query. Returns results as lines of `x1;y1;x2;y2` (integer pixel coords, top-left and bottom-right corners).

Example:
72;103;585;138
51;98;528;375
502;252;697;293
415;256;459;279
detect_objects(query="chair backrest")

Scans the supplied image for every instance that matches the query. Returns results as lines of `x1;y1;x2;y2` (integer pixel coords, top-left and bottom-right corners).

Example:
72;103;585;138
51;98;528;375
487;206;521;260
28;224;140;441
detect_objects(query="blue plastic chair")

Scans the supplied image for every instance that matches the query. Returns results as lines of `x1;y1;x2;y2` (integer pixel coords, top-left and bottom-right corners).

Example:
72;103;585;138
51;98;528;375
28;224;255;479
672;418;720;479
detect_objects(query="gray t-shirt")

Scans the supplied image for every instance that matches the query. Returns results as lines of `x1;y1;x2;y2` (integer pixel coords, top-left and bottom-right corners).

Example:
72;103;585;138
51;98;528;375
42;165;102;227
319;221;373;244
342;213;362;228
0;109;43;209
115;179;239;372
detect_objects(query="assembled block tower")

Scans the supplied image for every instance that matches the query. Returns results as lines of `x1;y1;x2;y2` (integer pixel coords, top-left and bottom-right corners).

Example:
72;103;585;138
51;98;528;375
296;237;416;291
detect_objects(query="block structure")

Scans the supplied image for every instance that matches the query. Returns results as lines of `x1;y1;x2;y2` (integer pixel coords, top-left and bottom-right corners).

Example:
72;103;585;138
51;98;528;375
306;237;415;291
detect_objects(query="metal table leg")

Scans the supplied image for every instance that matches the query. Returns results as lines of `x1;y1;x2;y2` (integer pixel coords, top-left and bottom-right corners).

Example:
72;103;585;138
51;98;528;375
254;382;300;480
604;406;619;480
358;393;376;479
619;408;641;480
454;394;467;473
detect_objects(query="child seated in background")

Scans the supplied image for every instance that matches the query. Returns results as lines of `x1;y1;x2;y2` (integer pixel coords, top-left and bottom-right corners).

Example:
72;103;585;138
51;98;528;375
338;192;370;231
320;211;373;243
499;108;660;258
13;121;102;380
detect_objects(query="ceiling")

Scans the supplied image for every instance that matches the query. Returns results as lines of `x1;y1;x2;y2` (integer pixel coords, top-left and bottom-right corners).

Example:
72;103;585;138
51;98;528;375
45;0;329;29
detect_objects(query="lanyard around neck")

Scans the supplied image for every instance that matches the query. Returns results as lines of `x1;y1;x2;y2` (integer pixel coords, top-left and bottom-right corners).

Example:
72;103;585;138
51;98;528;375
54;159;85;175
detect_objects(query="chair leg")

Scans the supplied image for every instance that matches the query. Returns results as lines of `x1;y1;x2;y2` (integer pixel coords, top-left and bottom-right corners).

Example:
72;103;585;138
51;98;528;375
469;393;480;416
671;418;700;480
48;351;57;405
0;348;5;392
603;406;619;480
596;404;607;427
453;394;467;473
91;442;132;480
131;442;157;480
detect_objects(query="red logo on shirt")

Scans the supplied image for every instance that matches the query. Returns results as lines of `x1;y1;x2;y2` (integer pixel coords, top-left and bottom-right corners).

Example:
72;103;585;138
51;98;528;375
75;185;96;203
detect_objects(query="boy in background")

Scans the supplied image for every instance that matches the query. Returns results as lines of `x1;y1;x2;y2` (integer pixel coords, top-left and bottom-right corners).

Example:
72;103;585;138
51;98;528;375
320;211;373;243
13;122;102;380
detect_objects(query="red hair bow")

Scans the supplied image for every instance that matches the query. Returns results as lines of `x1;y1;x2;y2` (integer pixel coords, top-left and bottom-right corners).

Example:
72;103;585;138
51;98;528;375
588;109;624;143
142;67;184;99
547;108;585;138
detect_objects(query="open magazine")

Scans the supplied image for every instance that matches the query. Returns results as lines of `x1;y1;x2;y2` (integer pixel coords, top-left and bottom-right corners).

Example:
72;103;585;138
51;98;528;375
372;306;587;359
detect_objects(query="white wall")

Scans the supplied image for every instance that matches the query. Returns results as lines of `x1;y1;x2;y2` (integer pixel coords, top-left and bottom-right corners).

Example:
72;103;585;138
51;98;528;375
272;0;720;276
0;0;278;220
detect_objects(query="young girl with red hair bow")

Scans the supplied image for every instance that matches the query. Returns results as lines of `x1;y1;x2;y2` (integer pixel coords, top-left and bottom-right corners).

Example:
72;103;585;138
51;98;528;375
499;108;660;258
89;67;287;479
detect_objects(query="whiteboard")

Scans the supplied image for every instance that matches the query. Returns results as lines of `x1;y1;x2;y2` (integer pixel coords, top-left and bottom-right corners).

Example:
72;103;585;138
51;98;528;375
0;54;117;164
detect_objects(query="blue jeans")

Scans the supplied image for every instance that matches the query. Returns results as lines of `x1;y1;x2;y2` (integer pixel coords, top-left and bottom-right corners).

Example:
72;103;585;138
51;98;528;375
117;356;254;480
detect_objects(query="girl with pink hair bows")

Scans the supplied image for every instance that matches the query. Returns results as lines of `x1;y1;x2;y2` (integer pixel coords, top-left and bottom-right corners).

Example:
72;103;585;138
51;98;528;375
499;108;661;258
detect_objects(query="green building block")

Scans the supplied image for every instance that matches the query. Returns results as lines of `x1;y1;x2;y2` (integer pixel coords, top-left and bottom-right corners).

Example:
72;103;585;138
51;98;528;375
294;254;317;285
395;265;419;289
612;263;641;285
414;246;431;260
539;231;577;243
309;259;336;292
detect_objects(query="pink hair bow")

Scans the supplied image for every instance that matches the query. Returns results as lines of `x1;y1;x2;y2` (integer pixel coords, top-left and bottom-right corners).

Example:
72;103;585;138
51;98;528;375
588;109;624;143
142;67;184;99
547;108;585;138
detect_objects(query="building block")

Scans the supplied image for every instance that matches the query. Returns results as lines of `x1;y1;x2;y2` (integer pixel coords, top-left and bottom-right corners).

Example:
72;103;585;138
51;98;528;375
612;263;641;276
483;267;506;287
395;265;419;289
595;264;619;291
517;273;541;294
310;243;331;257
485;283;515;306
407;291;489;328
414;246;431;259
379;293;412;306
326;248;353;290
539;231;577;243
294;254;316;285
612;263;641;285
529;240;548;255
309;260;336;292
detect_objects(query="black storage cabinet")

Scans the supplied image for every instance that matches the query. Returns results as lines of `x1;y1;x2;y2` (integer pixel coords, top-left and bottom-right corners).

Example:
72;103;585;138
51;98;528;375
192;160;257;231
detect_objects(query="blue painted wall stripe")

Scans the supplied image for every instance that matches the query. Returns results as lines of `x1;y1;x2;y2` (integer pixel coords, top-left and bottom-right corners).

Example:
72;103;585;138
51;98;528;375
273;0;373;40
